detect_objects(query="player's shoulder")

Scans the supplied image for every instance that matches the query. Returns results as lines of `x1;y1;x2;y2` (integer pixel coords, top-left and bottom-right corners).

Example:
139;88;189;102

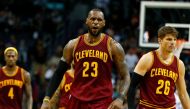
68;37;80;45
106;35;122;49
143;51;153;58
66;34;83;48
65;69;74;78
175;58;185;76
177;58;185;67
100;33;116;49
102;33;111;38
19;67;31;83
20;67;30;76
139;51;154;62
107;35;118;44
20;67;29;74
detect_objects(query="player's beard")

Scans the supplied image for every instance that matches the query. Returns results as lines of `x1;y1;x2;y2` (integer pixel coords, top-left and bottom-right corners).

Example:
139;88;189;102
6;62;15;68
88;27;103;37
7;64;14;68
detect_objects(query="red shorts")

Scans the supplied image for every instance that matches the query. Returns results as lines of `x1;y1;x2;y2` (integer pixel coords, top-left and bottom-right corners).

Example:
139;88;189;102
67;96;112;109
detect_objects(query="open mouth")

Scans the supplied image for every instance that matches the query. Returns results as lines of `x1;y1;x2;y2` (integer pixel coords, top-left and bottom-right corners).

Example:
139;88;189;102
92;28;98;32
169;46;175;49
92;27;98;29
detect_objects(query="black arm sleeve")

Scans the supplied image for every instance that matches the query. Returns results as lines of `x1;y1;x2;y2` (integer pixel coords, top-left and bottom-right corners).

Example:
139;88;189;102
45;60;70;97
127;72;143;109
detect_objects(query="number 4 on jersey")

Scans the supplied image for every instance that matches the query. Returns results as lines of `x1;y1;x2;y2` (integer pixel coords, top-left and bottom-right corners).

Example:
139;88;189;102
8;87;14;99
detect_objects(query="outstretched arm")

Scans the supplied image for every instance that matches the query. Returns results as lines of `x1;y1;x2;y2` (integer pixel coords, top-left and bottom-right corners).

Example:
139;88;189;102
108;39;130;109
23;70;33;109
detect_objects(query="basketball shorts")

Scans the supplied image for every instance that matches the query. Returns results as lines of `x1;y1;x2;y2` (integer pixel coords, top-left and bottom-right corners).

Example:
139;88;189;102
67;96;112;109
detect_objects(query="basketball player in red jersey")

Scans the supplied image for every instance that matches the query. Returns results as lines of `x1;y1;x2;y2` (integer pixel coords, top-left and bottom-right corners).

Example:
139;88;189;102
127;26;190;109
0;47;33;109
41;8;130;109
50;69;74;109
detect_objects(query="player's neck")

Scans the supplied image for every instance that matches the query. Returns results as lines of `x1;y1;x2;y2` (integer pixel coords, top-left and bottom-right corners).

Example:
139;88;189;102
86;33;102;44
4;65;17;72
157;48;173;60
3;65;18;75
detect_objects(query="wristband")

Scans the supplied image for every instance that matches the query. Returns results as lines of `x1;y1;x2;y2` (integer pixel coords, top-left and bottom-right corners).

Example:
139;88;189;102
43;96;50;103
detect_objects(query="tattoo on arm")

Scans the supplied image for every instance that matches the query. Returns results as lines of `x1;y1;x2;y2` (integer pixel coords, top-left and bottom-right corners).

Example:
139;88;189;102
50;87;61;109
111;40;130;98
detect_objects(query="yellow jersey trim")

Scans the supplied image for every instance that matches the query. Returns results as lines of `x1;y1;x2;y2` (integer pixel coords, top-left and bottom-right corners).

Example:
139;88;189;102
84;33;104;46
73;36;81;59
176;58;180;83
66;69;74;78
156;51;174;66
60;75;66;89
147;52;154;71
140;100;176;109
2;66;18;77
107;36;113;61
59;107;66;109
21;68;25;83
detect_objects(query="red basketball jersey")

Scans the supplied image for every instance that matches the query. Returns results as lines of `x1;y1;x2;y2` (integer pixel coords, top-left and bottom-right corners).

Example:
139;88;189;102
0;66;25;109
139;51;179;109
59;69;74;108
72;34;113;101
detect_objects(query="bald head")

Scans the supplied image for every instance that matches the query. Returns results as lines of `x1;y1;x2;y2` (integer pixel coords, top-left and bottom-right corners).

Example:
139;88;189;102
87;9;104;19
86;8;105;37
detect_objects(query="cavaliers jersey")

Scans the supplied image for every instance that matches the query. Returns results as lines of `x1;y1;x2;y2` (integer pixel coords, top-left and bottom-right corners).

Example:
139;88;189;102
71;33;113;101
139;51;179;109
59;69;74;108
0;66;25;109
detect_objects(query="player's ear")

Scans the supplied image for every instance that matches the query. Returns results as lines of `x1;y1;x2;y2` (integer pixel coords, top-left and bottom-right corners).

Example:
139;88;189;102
85;18;88;25
158;38;162;44
16;54;19;61
103;20;105;27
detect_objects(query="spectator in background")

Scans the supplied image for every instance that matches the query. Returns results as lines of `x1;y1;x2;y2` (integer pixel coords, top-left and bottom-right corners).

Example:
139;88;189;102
0;40;6;67
45;45;62;81
125;47;138;74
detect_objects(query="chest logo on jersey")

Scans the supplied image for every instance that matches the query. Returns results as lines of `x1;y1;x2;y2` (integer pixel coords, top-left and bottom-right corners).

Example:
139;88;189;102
150;68;178;82
0;79;23;88
75;50;108;62
64;83;72;92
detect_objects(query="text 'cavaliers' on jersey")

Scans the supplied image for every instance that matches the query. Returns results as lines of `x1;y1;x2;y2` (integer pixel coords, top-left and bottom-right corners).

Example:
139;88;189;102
139;51;179;109
71;33;113;101
59;70;74;107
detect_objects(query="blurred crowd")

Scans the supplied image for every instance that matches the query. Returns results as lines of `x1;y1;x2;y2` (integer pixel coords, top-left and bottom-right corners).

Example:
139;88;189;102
0;0;190;108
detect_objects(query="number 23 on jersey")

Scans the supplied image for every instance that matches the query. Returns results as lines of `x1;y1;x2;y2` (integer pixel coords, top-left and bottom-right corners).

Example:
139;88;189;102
83;61;98;77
